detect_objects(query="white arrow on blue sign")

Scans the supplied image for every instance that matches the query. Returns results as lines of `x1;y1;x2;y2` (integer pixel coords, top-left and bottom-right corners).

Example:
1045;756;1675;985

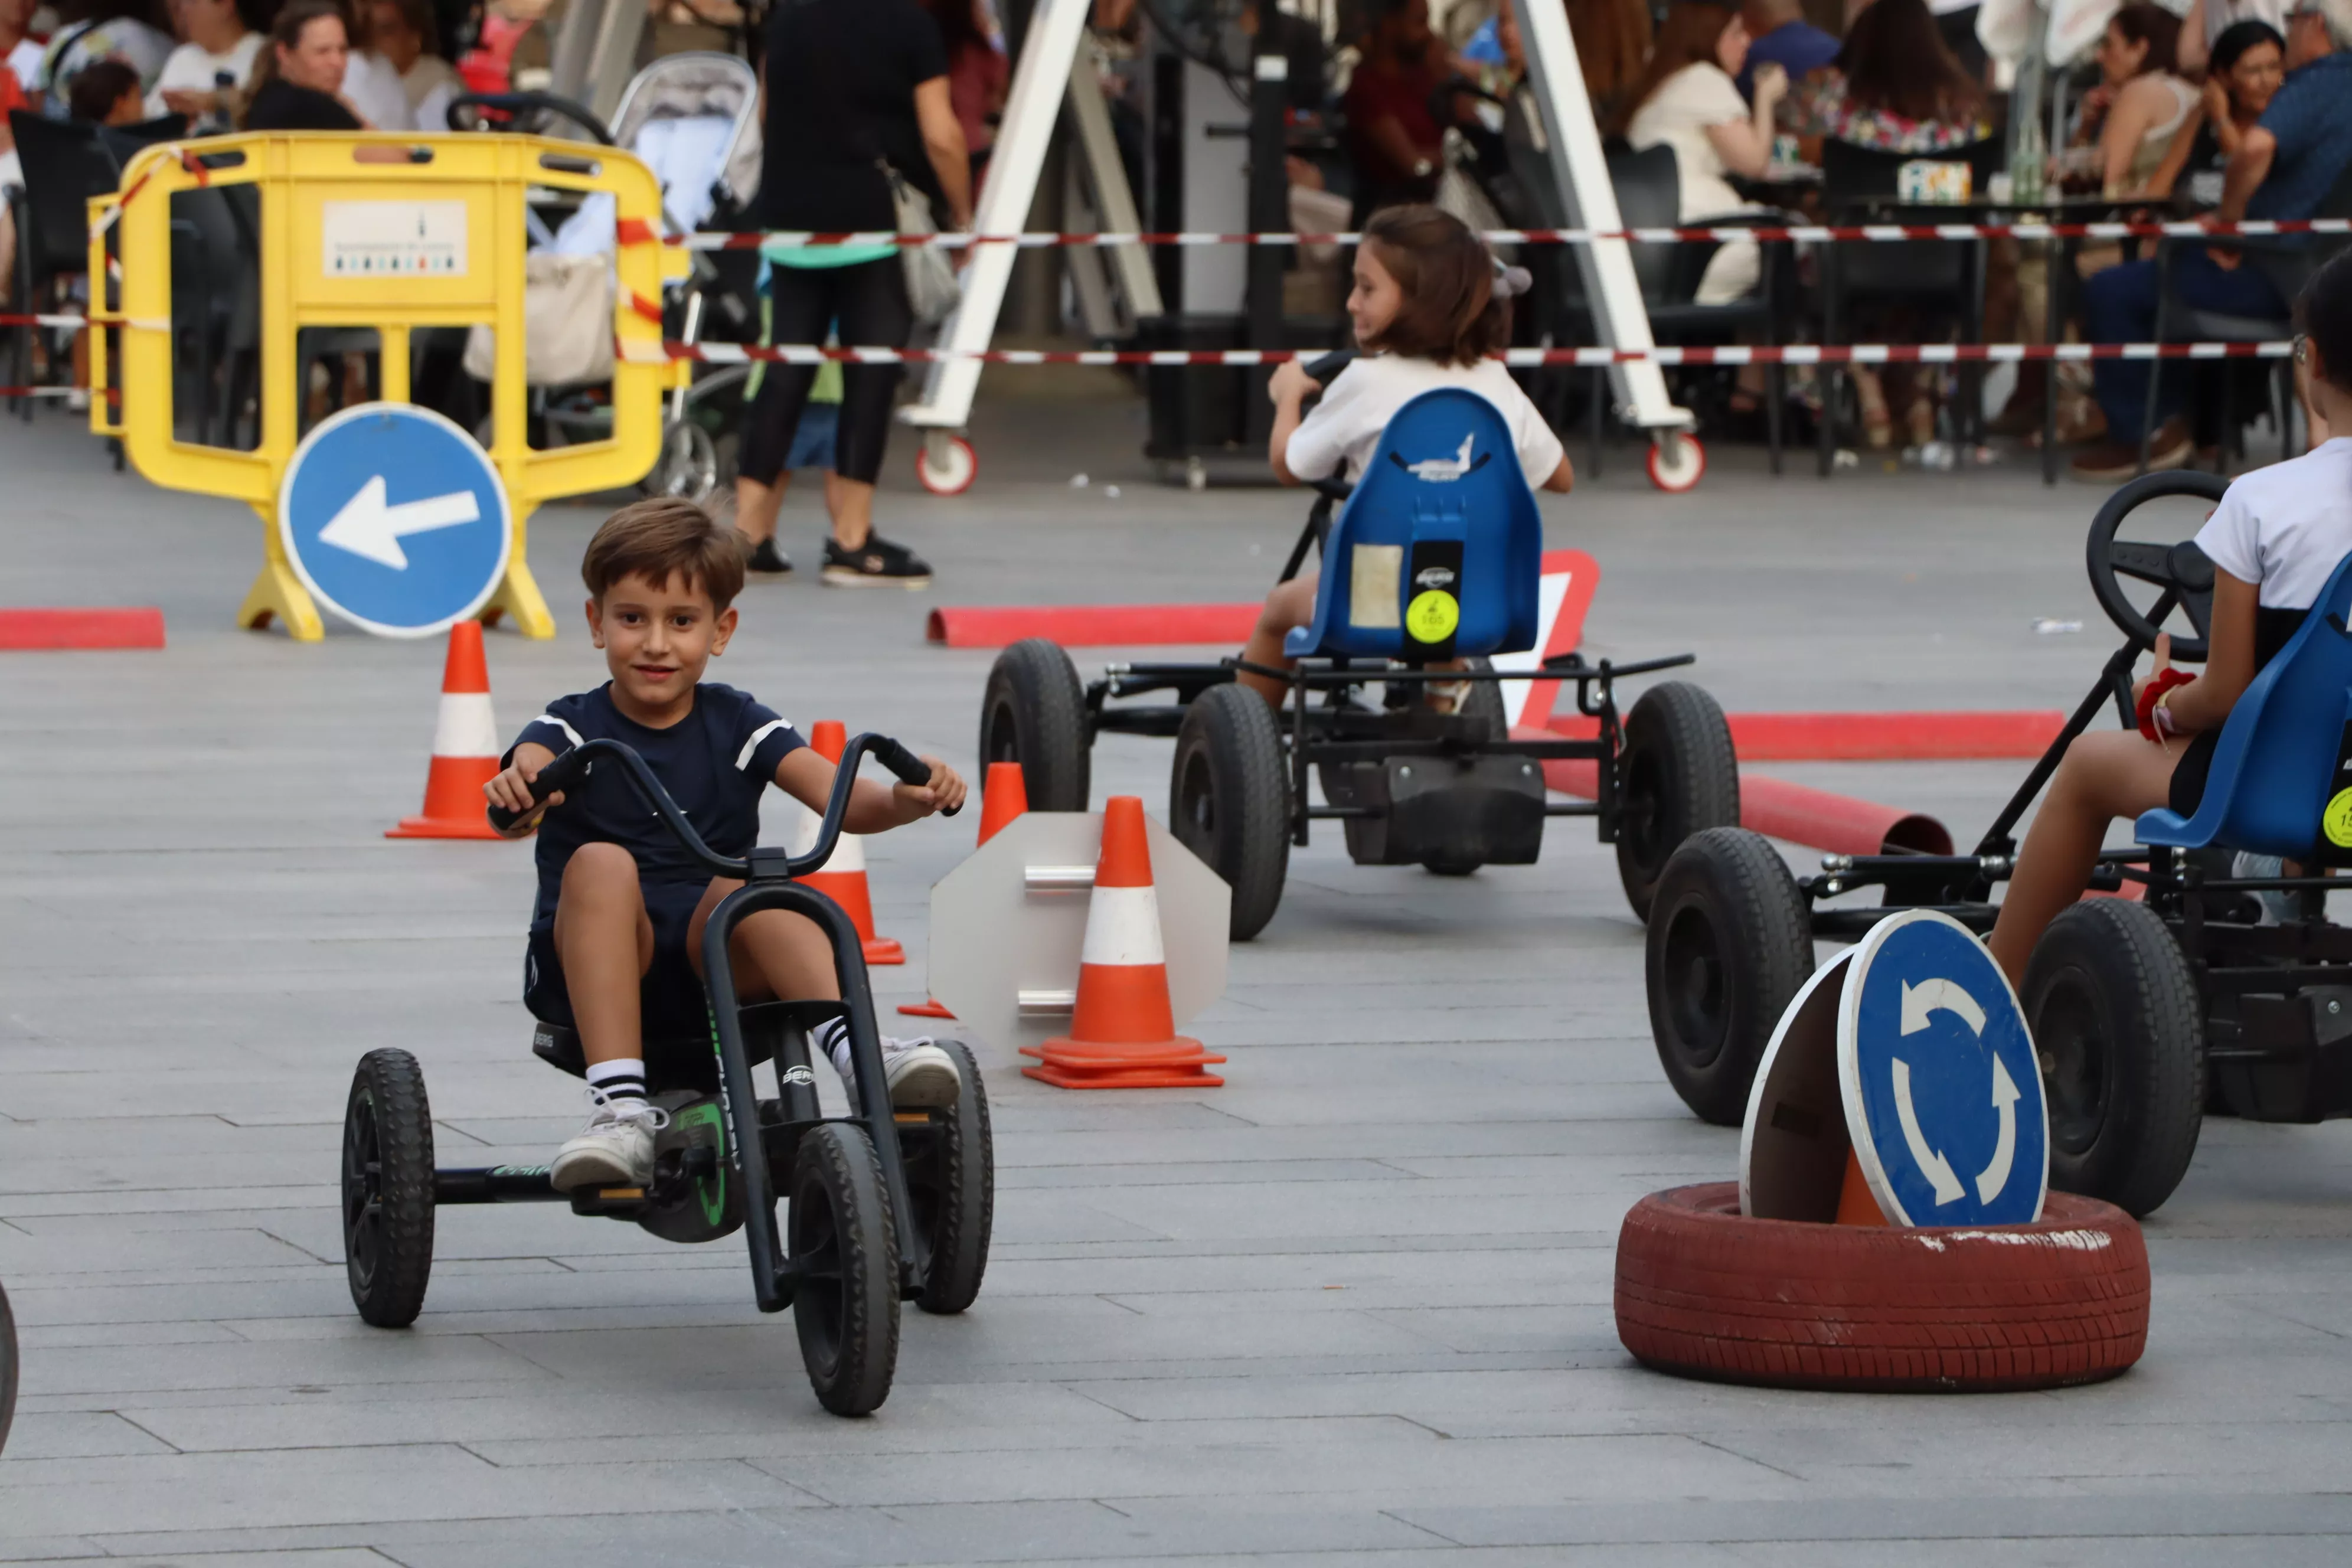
1837;909;2048;1226
279;403;512;638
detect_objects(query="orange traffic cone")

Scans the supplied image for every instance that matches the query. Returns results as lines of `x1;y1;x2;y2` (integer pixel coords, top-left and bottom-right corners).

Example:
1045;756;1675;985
1835;1149;1887;1226
387;621;503;841
1021;795;1225;1089
901;761;1031;1018
798;720;904;965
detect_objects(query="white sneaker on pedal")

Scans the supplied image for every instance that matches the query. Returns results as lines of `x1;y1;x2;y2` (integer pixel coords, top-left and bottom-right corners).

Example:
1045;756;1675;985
881;1036;961;1109
550;1090;671;1193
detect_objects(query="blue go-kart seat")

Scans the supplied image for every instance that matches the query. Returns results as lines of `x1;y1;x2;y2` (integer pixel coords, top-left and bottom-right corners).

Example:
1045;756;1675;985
2138;549;2352;859
1283;388;1544;663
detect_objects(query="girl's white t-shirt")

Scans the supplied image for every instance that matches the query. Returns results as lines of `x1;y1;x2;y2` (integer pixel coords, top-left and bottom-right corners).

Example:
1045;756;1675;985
1624;62;1747;226
2194;437;2352;607
1286;354;1566;488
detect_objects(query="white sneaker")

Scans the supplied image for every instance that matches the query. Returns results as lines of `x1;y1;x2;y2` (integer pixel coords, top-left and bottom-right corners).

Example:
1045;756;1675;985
550;1090;671;1192
824;1029;962;1109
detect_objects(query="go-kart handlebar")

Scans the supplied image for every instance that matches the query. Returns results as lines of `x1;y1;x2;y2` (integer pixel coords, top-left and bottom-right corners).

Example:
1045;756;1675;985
446;92;615;143
484;733;954;876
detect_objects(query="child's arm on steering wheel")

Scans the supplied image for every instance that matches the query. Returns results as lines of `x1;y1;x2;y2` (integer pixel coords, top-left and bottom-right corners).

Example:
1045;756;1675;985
2137;570;2260;737
1267;359;1321;485
485;742;561;837
774;749;968;833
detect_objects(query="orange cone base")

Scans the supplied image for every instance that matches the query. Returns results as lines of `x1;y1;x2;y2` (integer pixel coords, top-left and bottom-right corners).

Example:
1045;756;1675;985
387;756;502;839
863;937;906;965
386;814;504;841
1020;1035;1226;1089
899;998;956;1018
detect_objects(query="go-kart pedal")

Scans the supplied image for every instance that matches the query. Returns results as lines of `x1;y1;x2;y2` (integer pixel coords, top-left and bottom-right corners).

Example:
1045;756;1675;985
338;732;995;1418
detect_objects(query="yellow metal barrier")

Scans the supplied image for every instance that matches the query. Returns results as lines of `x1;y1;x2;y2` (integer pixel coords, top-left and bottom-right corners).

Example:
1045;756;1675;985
90;133;668;641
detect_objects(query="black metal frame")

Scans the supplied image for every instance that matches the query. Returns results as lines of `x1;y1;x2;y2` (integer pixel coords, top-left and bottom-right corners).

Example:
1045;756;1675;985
431;734;945;1310
1077;483;1694;850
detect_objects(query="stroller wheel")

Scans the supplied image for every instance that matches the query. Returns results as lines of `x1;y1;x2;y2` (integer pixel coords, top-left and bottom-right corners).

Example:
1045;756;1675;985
646;419;720;501
915;434;977;496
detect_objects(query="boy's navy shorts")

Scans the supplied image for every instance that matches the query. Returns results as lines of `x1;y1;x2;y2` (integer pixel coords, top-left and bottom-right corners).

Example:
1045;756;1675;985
524;878;713;1047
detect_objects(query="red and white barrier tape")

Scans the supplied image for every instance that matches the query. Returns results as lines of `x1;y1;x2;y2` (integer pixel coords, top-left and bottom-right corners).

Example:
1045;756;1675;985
631;339;2291;367
690;218;2352;250
0;313;91;330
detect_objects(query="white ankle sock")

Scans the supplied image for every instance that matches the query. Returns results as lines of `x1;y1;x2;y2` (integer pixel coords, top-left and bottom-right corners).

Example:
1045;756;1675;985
586;1057;649;1107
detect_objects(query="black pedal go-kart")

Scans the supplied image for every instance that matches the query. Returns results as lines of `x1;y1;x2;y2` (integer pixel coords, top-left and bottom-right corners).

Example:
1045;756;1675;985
978;358;1739;939
1648;469;2352;1219
339;734;991;1416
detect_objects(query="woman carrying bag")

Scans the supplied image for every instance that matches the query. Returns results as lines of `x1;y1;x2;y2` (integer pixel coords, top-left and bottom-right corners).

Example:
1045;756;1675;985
733;0;972;586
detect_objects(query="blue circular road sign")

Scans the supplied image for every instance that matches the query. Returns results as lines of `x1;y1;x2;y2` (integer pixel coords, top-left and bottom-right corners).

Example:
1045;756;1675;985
279;403;511;638
1838;909;2047;1226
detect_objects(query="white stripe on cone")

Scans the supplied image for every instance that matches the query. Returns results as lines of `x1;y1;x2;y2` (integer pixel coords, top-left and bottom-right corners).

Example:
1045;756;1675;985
792;805;868;870
1079;885;1165;967
431;692;499;759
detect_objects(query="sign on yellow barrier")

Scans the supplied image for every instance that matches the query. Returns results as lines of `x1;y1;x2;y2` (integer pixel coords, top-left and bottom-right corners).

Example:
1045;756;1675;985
88;133;672;641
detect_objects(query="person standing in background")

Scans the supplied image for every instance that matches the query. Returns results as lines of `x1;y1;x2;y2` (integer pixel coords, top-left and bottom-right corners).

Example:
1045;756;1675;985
371;0;458;132
338;0;409;126
919;0;1006;178
147;0;258;129
1342;0;1449;221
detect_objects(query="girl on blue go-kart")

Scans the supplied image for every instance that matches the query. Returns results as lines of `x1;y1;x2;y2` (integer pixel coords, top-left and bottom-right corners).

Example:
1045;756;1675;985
1988;249;2352;986
1238;204;1579;711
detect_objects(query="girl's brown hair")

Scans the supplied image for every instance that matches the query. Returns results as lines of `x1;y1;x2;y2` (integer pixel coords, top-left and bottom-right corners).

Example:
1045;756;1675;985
1608;2;1734;138
1358;205;1508;366
2109;2;2184;77
1837;0;1983;125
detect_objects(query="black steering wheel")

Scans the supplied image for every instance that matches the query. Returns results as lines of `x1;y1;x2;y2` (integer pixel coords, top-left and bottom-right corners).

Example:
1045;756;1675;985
446;92;615;145
2085;469;2230;664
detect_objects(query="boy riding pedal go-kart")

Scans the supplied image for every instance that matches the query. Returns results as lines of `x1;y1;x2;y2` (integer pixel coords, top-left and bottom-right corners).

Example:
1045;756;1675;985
339;498;989;1416
486;500;968;1191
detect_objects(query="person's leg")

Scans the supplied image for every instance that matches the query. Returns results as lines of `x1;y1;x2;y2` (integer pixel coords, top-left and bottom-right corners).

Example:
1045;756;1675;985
1236;573;1321;708
685;879;958;1106
825;260;917;571
1985;730;2184;987
733;265;829;550
2083;258;2161;443
548;844;662;1191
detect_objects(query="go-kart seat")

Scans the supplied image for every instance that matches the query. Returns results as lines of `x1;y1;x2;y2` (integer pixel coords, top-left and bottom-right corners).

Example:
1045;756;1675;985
1283;388;1543;663
2137;549;2352;859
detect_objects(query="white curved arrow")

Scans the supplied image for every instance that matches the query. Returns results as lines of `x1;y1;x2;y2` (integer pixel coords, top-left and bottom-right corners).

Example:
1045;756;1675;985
318;475;481;570
1975;1056;2022;1203
1901;978;1987;1037
1891;1057;1966;1206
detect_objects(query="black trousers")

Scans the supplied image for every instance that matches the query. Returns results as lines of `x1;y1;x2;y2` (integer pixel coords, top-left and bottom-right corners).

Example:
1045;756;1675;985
738;257;912;486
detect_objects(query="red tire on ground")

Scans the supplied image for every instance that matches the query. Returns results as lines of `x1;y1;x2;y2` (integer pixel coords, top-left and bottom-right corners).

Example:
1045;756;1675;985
1615;1182;2150;1393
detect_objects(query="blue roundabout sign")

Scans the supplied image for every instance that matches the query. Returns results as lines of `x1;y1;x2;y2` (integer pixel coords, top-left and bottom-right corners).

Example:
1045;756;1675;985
1838;909;2048;1226
278;403;511;638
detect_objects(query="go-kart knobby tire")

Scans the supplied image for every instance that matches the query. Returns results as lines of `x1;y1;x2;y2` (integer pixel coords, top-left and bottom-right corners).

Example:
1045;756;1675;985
0;1281;16;1456
1172;683;1290;942
906;1038;994;1316
1615;682;1740;920
1423;657;1508;877
980;638;1091;812
790;1122;901;1416
342;1048;436;1329
1645;828;1813;1126
1615;1183;2150;1392
2024;899;2204;1219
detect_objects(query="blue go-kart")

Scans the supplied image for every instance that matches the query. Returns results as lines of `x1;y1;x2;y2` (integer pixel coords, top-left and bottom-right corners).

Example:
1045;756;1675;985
1648;471;2352;1218
338;734;991;1416
978;366;1740;938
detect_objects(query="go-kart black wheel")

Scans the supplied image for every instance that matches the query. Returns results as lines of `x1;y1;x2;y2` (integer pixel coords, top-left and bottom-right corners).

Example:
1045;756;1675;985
342;1048;436;1328
1616;682;1740;920
1424;657;1509;877
790;1122;901;1416
2023;900;2204;1218
2086;470;2230;662
1644;828;1814;1126
1172;682;1291;940
980;638;1091;811
0;1280;17;1457
903;1038;994;1315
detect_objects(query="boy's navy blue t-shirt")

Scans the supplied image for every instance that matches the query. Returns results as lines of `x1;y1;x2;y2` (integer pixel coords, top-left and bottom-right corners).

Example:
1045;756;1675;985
506;683;805;929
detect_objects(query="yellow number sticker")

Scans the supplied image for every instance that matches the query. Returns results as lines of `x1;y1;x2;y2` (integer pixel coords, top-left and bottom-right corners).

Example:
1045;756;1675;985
2324;788;2352;849
1406;590;1460;643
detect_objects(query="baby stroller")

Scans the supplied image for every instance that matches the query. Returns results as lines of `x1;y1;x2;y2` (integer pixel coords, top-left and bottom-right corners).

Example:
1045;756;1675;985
450;51;764;499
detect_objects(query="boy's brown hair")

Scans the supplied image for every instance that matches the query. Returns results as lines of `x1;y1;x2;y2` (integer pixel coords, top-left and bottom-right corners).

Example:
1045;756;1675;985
1359;205;1509;367
580;498;746;611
